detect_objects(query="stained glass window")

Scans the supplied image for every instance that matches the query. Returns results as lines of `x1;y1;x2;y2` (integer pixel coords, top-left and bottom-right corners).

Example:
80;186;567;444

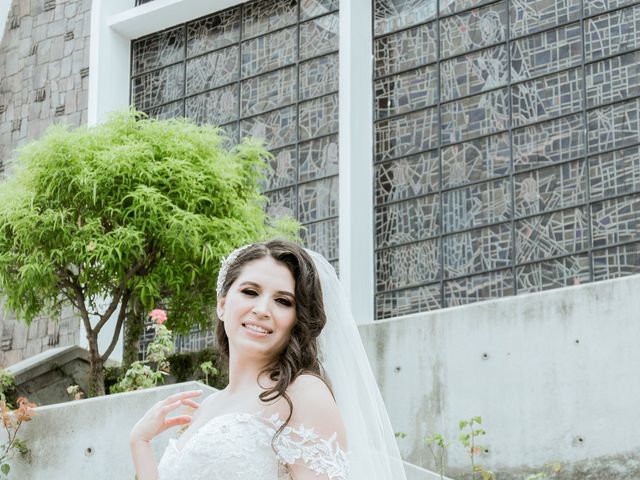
131;1;339;270
131;1;340;356
374;0;640;319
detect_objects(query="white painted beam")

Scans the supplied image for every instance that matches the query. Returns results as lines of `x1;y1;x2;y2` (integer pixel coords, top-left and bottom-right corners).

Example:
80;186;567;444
338;0;374;323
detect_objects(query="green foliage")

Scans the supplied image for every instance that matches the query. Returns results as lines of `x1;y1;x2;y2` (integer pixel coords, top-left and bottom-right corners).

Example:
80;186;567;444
167;348;227;390
0;110;300;334
0;397;36;477
402;417;561;480
199;361;219;385
0;371;15;405
103;365;122;393
110;361;163;393
145;323;174;365
111;319;173;393
459;416;490;480
425;433;450;480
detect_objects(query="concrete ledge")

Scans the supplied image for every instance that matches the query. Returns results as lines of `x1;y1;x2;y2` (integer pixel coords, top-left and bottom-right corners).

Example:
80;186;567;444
3;381;218;479
404;461;454;480
6;345;89;384
1;379;441;479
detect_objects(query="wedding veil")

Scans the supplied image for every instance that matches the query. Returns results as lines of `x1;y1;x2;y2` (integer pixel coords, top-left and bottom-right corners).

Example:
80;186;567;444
307;250;407;480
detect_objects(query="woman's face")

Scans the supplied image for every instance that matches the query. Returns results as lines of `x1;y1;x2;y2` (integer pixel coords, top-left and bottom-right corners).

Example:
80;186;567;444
217;256;297;362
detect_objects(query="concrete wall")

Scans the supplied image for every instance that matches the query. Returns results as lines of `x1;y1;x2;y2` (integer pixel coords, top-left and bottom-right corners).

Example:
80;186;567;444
3;381;218;479
359;274;640;480
1;379;441;479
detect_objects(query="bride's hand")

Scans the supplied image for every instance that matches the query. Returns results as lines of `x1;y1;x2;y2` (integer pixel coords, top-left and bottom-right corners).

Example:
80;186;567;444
130;390;202;443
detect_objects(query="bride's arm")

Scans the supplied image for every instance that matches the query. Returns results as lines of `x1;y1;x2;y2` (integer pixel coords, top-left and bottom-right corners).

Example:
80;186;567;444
130;437;159;480
129;390;202;480
280;375;349;480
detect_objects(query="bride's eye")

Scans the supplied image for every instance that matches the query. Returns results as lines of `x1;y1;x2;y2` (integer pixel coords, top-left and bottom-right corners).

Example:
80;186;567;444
276;298;292;307
241;288;258;296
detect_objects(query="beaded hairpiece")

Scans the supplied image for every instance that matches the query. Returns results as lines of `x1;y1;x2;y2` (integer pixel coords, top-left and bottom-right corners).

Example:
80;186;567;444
216;244;253;298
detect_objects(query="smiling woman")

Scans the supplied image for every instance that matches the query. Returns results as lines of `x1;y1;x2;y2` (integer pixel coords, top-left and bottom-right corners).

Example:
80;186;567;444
219;256;299;359
129;239;407;480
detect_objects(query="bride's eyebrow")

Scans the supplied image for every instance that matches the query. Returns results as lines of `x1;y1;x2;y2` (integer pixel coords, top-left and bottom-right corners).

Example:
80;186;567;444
239;281;295;299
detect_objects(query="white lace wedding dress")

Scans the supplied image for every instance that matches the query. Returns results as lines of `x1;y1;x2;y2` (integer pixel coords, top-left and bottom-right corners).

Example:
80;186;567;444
157;411;349;480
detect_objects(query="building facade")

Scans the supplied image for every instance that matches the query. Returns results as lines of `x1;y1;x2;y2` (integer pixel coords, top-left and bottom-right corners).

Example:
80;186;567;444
1;0;640;477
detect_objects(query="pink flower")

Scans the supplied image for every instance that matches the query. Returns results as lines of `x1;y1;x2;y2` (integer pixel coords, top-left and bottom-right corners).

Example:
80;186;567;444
149;309;168;325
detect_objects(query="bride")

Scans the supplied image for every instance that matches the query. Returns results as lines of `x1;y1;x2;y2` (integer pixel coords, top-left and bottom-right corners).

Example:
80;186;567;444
130;240;407;479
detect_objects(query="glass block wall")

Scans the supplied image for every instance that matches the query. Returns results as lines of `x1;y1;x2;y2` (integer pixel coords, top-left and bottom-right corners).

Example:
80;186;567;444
373;0;640;319
130;0;339;267
130;0;339;356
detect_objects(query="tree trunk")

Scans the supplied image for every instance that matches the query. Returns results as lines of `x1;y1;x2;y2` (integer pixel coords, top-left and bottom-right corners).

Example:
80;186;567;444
122;297;145;370
87;337;106;397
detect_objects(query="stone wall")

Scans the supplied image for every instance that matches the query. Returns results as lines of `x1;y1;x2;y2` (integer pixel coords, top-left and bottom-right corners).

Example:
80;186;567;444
0;0;91;366
0;302;80;367
0;0;92;175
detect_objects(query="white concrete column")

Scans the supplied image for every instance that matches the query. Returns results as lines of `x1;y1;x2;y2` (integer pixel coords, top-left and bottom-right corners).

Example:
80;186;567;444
338;0;374;323
88;0;131;126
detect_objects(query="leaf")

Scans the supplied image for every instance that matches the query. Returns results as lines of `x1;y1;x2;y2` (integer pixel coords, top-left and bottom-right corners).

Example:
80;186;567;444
1;463;9;474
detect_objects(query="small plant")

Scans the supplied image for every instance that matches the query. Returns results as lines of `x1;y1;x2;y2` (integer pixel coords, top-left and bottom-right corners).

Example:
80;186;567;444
399;417;561;480
111;309;174;393
0;372;15;405
459;416;494;480
199;361;219;386
0;396;37;477
66;385;85;401
425;433;450;480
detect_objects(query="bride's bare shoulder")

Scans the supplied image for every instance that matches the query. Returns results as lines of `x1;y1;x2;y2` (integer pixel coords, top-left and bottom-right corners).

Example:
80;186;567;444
287;373;332;398
286;374;347;445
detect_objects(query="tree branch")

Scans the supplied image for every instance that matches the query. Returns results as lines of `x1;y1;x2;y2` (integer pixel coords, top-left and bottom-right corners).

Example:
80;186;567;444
94;247;157;333
101;288;131;363
57;268;92;336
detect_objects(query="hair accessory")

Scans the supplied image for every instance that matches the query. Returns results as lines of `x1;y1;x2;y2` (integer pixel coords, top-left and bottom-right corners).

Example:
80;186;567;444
216;244;253;298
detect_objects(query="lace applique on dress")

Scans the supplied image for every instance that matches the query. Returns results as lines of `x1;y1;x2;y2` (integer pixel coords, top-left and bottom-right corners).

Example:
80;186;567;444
269;413;349;480
157;411;348;480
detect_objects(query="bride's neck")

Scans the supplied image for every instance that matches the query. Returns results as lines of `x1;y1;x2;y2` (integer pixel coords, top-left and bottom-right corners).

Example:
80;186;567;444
226;354;272;395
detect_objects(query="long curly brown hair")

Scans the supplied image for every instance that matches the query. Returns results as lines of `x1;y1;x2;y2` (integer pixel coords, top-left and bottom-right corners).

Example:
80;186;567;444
215;239;329;438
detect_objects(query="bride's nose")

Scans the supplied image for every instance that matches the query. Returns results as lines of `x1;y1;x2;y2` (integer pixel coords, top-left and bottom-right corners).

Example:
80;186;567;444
251;295;271;318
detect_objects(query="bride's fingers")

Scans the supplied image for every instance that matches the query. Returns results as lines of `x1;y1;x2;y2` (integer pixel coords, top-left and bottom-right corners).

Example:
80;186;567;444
181;399;200;409
164;415;193;428
164;390;203;404
160;400;182;415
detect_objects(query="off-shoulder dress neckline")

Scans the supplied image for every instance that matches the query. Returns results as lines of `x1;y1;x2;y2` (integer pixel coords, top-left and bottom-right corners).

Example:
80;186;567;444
170;410;282;454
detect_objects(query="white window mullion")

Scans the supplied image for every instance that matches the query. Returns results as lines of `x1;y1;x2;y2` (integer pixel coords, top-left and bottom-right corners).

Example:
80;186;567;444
90;0;246;126
338;0;374;324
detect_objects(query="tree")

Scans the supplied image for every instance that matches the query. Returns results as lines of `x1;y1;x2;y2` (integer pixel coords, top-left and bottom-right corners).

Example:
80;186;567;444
0;110;298;396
